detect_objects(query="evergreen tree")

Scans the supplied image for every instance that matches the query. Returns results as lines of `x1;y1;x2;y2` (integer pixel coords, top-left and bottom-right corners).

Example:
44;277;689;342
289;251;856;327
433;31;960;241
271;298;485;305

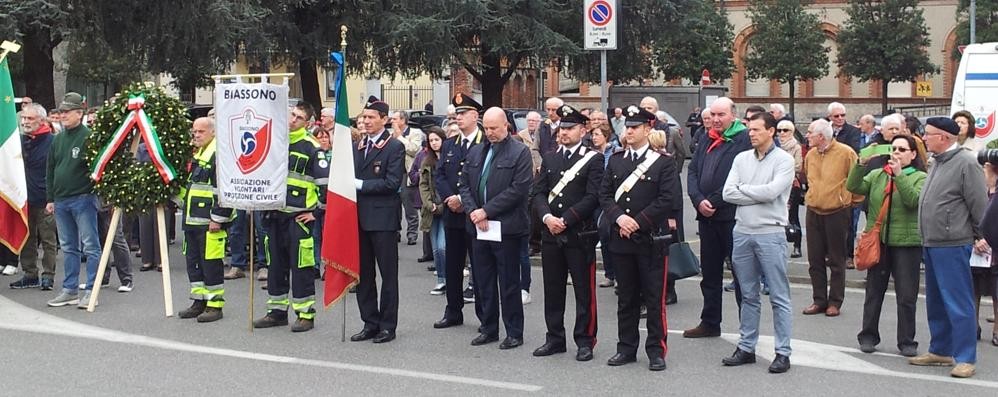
743;0;828;119
837;0;938;114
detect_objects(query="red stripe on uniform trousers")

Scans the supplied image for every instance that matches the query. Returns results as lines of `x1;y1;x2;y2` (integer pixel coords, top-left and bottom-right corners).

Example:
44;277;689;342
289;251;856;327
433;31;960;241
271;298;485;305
588;259;598;347
659;255;669;358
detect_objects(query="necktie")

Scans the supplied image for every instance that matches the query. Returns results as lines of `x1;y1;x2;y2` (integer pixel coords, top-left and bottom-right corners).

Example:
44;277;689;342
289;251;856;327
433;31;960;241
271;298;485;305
463;139;470;152
364;139;373;158
564;149;572;160
630;151;638;162
478;147;494;201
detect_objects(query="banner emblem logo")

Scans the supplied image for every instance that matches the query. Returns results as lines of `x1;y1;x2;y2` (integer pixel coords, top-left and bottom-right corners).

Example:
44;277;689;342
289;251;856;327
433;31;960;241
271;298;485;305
231;108;272;174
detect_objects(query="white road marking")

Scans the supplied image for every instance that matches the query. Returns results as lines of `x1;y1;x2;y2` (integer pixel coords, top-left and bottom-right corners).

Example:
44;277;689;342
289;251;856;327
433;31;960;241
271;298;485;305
650;329;998;389
0;295;541;392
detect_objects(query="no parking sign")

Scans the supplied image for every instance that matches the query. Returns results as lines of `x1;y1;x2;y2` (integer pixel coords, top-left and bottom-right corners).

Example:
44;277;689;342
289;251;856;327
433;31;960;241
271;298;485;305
584;0;617;50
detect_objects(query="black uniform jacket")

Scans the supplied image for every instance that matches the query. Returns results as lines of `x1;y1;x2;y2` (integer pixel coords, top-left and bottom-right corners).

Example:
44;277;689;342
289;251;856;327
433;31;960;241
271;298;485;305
355;129;405;232
530;145;604;244
599;149;676;254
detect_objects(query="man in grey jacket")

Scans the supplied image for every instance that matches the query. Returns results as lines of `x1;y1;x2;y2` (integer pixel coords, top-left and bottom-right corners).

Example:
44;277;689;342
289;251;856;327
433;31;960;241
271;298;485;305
720;112;795;374
910;117;988;378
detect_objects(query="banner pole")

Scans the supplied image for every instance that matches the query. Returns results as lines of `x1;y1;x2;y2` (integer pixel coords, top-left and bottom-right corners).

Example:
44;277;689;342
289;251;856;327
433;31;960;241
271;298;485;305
340;24;349;343
248;210;255;332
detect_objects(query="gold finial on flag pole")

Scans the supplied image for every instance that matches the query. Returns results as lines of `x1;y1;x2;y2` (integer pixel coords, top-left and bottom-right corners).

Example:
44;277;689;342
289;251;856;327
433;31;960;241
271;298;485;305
340;26;348;48
0;41;22;63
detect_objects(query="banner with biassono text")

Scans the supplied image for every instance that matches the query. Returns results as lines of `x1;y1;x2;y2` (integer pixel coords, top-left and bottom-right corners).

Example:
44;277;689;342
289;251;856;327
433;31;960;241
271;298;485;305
215;82;289;210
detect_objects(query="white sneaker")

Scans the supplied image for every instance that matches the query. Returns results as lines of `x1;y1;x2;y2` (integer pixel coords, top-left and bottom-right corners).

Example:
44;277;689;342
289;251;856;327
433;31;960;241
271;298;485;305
47;291;79;307
2;265;17;276
521;290;532;305
78;283;85;290
117;280;134;293
429;283;446;295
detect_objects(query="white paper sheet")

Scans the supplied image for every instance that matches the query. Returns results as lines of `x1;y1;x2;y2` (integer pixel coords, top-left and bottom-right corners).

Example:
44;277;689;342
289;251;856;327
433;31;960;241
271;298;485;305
970;251;992;268
476;221;502;242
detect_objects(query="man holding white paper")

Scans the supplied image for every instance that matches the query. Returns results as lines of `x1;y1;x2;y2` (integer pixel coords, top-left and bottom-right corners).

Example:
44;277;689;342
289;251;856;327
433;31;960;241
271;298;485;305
458;107;534;350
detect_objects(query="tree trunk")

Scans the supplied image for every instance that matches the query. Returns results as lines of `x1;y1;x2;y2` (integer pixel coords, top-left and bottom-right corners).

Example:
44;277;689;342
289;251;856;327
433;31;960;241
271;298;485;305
479;52;505;108
881;79;889;115
298;58;321;111
21;30;59;110
788;80;796;121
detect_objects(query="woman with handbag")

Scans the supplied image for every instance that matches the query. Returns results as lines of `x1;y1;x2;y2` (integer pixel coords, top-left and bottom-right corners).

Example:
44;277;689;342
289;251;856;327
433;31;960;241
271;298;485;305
846;135;926;356
418;127;448;295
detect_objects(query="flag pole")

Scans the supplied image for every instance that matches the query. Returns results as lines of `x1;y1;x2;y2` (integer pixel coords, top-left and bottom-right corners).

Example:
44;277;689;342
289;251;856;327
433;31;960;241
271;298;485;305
339;24;349;343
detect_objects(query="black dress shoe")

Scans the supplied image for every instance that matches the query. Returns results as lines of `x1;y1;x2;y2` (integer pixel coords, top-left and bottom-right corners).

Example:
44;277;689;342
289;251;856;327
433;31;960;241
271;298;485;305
417;256;433;263
532;342;567;357
722;348;756;366
648;357;667;371
665;292;677;305
433;317;463;329
606;352;637;366
350;328;378;342
576;346;594;362
372;330;396;343
499;337;523;350
768;354;791;373
470;333;499;346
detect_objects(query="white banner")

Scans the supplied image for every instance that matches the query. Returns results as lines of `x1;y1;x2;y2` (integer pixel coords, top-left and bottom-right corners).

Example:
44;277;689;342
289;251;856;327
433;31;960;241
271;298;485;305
215;82;289;210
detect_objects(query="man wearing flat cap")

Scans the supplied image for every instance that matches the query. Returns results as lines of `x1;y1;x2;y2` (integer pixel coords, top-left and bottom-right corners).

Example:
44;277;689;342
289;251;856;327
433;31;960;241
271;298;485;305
600;105;677;371
530;104;604;362
910;117;988;378
433;93;485;330
44;93;104;308
344;97;405;343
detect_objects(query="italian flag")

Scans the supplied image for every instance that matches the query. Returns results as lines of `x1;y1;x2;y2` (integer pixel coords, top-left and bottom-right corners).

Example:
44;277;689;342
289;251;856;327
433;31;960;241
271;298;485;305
0;58;27;254
321;51;360;308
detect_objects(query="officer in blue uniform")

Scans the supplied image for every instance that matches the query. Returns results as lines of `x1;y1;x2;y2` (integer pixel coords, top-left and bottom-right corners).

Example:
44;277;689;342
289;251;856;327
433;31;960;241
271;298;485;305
600;105;676;371
530;105;604;361
348;97;406;344
432;93;485;329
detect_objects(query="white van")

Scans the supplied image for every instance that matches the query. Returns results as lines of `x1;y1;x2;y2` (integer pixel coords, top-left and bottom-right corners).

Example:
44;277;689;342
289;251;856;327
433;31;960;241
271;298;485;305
950;42;998;148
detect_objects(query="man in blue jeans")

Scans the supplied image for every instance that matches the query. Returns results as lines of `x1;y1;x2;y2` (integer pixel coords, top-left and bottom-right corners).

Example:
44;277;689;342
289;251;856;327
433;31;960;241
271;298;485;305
225;209;269;281
45;93;102;308
720;111;794;374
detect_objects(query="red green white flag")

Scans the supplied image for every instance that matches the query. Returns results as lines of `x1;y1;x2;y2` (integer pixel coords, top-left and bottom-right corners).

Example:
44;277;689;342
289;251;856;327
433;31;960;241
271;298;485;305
0;58;28;254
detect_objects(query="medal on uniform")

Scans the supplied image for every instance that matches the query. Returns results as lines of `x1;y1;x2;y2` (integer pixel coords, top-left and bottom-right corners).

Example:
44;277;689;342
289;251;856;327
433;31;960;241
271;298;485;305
374;160;382;175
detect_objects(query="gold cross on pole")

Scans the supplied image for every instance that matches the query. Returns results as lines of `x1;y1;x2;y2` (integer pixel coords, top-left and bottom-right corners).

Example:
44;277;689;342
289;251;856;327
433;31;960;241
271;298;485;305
0;41;22;63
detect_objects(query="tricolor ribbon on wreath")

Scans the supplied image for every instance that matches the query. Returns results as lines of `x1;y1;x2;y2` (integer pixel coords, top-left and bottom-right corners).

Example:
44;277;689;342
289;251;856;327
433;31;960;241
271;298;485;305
89;94;177;184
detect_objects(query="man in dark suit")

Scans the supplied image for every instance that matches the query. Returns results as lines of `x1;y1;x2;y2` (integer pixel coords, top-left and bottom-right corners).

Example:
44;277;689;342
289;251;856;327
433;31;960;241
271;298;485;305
349;97;406;344
600;105;677;371
537;97;564;156
459;107;534;349
530;104;604;362
828;102;861;154
432;93;485;329
827;102;862;269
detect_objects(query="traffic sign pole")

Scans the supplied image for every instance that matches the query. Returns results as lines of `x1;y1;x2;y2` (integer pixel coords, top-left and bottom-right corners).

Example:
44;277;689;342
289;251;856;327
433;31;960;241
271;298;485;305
600;50;607;113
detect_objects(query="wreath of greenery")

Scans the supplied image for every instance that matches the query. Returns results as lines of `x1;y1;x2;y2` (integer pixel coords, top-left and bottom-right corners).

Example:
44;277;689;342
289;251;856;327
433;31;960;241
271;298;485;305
84;82;192;214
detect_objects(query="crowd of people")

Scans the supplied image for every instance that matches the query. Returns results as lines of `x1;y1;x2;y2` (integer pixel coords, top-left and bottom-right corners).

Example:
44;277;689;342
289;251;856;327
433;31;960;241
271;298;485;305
3;91;997;378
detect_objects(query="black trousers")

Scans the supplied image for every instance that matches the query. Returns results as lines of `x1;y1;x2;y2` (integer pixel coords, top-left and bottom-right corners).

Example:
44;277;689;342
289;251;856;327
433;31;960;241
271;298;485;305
698;219;740;330
357;230;399;332
472;237;524;339
612;246;668;360
541;240;597;348
263;215;316;317
858;245;921;350
443;228;481;322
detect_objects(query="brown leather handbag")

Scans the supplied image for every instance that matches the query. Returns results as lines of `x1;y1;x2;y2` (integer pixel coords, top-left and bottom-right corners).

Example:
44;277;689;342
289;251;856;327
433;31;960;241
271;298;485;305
854;179;893;271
